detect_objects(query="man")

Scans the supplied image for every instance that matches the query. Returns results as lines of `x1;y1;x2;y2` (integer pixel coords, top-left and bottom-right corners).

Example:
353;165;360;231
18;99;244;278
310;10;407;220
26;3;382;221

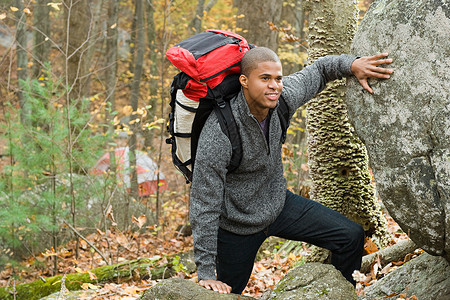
190;47;393;294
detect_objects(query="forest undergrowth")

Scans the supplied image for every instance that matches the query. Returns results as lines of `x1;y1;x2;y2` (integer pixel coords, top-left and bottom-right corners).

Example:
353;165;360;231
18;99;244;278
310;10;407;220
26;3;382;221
0;183;414;299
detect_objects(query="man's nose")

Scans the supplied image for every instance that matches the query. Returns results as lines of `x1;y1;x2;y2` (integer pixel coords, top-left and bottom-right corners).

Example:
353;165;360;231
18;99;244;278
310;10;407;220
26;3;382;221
268;79;280;89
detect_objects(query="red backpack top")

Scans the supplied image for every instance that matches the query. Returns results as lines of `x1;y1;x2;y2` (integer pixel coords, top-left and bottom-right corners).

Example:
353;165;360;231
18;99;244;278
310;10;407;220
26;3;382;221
166;29;251;99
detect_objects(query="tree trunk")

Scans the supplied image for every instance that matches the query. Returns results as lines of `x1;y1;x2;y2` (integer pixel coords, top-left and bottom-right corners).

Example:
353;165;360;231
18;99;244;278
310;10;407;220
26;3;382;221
32;0;51;78
105;0;120;174
63;0;91;103
188;0;218;34
234;0;282;51
305;0;389;247
144;0;158;149
190;0;205;33
0;251;195;300
128;0;145;203
15;0;30;126
280;0;307;75
62;0;92;259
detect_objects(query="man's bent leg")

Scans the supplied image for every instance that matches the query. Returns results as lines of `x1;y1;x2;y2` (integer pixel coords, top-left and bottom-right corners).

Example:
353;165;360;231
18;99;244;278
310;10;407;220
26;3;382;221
216;228;266;294
267;190;364;285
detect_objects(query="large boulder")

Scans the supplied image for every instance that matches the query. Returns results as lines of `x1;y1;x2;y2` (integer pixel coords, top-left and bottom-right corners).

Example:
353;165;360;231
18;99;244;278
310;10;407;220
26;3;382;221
358;253;450;300
261;263;356;300
346;0;450;260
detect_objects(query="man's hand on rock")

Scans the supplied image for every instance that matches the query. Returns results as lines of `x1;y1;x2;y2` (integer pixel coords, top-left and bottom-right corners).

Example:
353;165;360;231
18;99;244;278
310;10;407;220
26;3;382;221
199;279;232;294
351;53;394;93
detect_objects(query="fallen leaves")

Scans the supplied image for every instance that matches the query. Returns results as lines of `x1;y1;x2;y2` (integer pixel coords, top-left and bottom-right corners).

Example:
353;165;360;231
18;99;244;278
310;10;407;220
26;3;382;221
354;247;424;296
244;251;303;297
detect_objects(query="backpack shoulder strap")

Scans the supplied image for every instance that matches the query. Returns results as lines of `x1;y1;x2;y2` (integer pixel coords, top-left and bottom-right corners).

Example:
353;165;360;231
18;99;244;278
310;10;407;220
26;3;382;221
213;94;243;173
277;95;290;144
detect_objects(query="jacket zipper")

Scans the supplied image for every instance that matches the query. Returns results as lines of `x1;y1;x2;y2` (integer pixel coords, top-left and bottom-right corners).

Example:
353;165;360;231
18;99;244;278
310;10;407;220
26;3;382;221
251;116;270;155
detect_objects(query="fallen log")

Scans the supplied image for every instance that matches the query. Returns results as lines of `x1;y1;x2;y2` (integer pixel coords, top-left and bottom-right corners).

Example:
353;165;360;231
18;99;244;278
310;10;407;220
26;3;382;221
360;238;417;273
0;251;195;300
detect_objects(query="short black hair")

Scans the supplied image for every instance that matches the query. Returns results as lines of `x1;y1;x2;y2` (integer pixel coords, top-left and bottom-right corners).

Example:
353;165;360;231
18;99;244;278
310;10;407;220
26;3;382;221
241;47;281;77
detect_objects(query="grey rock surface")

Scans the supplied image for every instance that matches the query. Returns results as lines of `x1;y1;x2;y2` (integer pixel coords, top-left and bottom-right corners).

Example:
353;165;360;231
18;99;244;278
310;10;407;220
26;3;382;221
261;263;356;300
346;0;450;260
358;253;450;300
140;277;255;300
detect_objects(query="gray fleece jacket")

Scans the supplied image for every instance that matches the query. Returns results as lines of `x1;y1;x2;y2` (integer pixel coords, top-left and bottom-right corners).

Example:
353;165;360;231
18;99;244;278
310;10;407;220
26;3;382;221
190;54;356;281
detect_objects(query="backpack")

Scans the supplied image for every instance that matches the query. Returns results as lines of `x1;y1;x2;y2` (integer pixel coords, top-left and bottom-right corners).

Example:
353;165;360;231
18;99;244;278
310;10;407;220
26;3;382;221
165;30;289;183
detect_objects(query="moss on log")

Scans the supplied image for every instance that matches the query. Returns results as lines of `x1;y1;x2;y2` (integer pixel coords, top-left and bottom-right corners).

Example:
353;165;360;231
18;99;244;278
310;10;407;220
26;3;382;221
0;251;195;300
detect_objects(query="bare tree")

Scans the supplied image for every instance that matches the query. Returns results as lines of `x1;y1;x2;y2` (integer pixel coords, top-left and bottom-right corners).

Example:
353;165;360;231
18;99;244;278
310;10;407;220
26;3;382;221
144;0;157;148
62;0;93;261
32;0;51;78
63;0;91;103
128;0;146;215
14;0;30;126
105;0;120;174
188;0;218;33
234;0;282;50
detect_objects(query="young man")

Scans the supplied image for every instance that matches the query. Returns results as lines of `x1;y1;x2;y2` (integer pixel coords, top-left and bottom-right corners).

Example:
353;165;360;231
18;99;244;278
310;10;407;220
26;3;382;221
190;47;393;294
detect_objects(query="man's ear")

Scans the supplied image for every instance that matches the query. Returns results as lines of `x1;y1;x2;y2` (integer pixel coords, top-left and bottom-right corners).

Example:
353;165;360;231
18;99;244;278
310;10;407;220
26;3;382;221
239;74;248;88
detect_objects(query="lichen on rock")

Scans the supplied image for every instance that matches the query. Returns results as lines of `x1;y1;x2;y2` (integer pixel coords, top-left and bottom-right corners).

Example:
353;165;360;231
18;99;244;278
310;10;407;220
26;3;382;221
346;0;450;260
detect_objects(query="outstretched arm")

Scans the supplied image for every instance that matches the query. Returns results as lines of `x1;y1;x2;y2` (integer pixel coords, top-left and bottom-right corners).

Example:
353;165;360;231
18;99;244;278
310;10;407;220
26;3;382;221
351;53;394;93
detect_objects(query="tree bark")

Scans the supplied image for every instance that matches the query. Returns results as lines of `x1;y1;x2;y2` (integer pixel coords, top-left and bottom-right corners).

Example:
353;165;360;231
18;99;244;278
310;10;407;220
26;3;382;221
15;0;30;126
128;0;145;203
32;0;51;78
190;0;205;33
188;0;218;34
361;239;417;273
105;0;120;173
305;0;390;247
234;0;282;51
280;0;307;75
0;251;195;300
144;0;158;148
63;0;91;103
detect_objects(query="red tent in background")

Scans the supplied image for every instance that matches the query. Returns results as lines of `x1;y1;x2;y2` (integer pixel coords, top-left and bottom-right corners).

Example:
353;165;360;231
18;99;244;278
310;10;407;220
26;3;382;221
92;147;167;197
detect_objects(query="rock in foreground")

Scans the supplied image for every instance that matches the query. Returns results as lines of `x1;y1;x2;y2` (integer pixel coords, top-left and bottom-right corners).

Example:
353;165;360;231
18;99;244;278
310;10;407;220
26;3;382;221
358;253;450;300
140;277;255;300
261;263;356;300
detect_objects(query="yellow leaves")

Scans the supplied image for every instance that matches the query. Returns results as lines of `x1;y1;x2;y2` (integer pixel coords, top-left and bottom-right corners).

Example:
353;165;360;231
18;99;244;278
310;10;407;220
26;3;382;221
128;118;140;125
47;2;62;11
122;105;133;116
110;23;117;29
24;8;31;15
81;282;100;290
137;107;147;118
10;6;19;12
123;286;139;295
0;13;5;20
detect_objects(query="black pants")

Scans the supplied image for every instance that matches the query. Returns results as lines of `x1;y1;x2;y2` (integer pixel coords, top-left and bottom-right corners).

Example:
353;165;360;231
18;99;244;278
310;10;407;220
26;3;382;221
216;190;364;294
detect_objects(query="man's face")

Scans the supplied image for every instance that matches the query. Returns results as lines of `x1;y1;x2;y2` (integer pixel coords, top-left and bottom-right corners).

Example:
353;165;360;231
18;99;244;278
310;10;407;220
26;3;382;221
240;61;283;120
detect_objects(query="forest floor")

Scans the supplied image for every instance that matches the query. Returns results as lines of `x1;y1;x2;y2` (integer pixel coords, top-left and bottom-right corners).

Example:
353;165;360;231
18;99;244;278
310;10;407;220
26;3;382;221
0;199;415;299
0;133;417;299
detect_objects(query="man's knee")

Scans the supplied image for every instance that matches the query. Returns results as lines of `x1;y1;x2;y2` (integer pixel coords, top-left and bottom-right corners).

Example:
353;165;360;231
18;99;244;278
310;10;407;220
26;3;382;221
347;222;365;249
